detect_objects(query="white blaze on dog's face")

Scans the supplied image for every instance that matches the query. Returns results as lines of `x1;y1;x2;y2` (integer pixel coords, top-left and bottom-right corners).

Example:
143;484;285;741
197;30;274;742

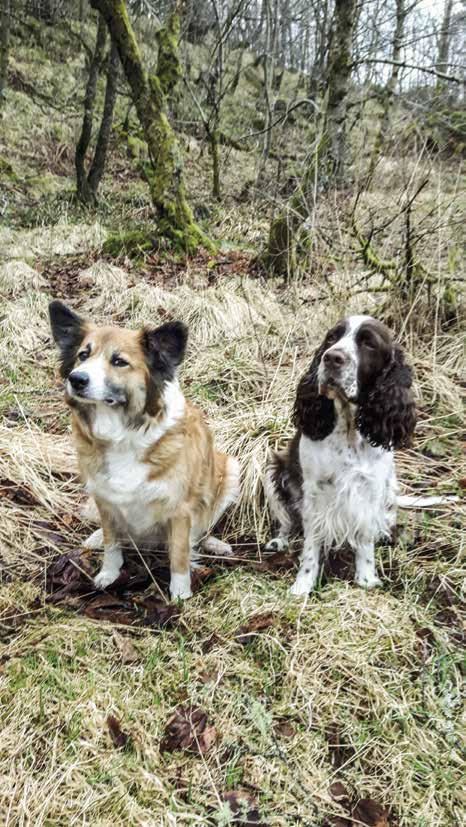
317;315;393;402
48;301;188;417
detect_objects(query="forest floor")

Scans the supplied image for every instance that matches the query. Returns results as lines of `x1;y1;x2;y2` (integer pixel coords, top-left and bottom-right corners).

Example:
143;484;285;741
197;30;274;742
1;28;465;827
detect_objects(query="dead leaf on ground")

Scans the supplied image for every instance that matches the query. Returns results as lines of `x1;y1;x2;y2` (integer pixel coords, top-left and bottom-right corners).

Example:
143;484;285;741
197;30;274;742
201;632;223;653
160;705;217;754
255;550;295;573
107;715;130;748
329;781;351;805
234;612;275;645
113;633;139;664
84;593;138;626
191;565;216;590
352;798;389;827
135;595;180;628
0;478;40;506
273;718;296;739
221;791;267;825
46;550;93;602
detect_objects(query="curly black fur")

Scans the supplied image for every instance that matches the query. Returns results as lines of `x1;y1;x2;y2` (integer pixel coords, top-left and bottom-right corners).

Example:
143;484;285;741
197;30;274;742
292;343;336;440
356;344;416;450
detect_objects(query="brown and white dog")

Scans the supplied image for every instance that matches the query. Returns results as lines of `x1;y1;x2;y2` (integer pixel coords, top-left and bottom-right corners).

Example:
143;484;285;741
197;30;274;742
49;301;240;600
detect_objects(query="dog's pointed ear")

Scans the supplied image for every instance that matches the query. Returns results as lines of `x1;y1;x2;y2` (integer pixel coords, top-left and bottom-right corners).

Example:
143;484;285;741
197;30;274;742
49;301;87;377
141;321;188;381
49;300;85;350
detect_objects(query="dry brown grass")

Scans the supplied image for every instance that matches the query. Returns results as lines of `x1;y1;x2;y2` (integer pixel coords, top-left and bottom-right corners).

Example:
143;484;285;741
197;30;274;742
0;215;464;826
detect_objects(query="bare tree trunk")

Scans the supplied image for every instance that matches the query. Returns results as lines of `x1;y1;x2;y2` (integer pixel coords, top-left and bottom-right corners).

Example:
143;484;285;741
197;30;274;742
0;0;10;107
75;14;107;204
324;0;357;184
436;0;454;89
87;37;119;194
90;0;210;253
368;0;407;178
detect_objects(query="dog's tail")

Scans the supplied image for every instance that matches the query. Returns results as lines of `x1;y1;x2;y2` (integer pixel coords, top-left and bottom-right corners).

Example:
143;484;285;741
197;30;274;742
397;494;459;509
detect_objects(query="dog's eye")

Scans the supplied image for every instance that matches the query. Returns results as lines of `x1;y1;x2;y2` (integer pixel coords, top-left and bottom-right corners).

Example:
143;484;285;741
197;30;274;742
78;350;89;362
111;355;129;368
360;333;376;349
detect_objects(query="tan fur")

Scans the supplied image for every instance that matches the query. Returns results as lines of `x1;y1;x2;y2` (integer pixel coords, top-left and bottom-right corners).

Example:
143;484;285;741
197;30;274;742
62;321;239;598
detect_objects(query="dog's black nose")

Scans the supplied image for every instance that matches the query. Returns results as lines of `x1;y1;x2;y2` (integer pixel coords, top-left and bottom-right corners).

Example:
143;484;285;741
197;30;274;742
69;371;89;391
324;349;346;368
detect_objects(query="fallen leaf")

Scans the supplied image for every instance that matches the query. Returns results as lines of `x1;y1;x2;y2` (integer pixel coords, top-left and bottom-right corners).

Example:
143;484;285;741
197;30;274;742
222;790;266;825
458;477;466;490
0;478;39;506
201;632;222;653
234;612;275;645
136;596;180;628
329;781;351;805
273;718;296;739
191;565;216;590
46;550;93;599
113;633;139;664
84;593;137;626
160;705;217;754
107;715;130;748
352;798;389;827
255;551;295;572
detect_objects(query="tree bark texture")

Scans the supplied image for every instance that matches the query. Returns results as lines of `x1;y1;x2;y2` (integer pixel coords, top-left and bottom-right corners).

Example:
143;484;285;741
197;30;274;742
90;0;210;253
324;0;357;184
75;14;107;204
436;0;454;89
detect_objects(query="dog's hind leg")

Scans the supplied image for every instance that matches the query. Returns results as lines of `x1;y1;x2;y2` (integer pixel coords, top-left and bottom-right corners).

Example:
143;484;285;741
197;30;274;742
200;454;240;556
263;451;293;552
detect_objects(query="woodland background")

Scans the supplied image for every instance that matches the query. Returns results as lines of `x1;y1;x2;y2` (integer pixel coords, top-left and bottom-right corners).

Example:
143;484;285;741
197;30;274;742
0;1;465;825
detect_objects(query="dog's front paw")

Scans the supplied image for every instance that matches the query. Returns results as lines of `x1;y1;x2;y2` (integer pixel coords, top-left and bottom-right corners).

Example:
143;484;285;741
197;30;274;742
84;528;104;550
94;569;119;590
355;571;381;589
265;537;289;552
170;572;193;601
290;572;316;597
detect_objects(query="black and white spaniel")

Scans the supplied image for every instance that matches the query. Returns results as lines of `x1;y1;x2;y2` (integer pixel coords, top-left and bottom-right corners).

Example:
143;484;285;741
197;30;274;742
264;315;417;596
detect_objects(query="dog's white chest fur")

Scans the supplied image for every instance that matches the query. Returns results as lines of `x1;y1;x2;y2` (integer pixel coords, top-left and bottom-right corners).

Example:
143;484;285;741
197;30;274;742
85;382;185;535
299;427;397;549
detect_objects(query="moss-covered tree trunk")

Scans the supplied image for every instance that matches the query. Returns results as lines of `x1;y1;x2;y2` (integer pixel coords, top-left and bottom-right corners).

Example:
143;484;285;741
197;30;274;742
87;38;119;195
324;0;357;184
90;0;210;253
75;15;107;204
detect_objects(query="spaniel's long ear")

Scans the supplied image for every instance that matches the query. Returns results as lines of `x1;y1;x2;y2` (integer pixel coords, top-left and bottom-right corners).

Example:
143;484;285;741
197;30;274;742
356;344;416;450
292;343;336;440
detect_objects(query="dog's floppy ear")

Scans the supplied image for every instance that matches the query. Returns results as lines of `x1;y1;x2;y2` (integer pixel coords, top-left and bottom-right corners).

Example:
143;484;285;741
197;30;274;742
49;300;86;377
357;344;417;449
141;321;188;382
293;342;336;440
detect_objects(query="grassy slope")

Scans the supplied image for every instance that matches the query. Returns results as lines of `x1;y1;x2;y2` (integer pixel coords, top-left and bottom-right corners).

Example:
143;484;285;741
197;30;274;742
1;20;465;827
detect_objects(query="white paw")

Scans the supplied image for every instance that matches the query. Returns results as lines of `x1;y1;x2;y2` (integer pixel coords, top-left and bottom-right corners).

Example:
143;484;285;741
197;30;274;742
355;571;381;589
265;537;289;552
84;528;104;550
170;572;193;601
202;536;233;556
290;573;316;597
94;568;120;589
